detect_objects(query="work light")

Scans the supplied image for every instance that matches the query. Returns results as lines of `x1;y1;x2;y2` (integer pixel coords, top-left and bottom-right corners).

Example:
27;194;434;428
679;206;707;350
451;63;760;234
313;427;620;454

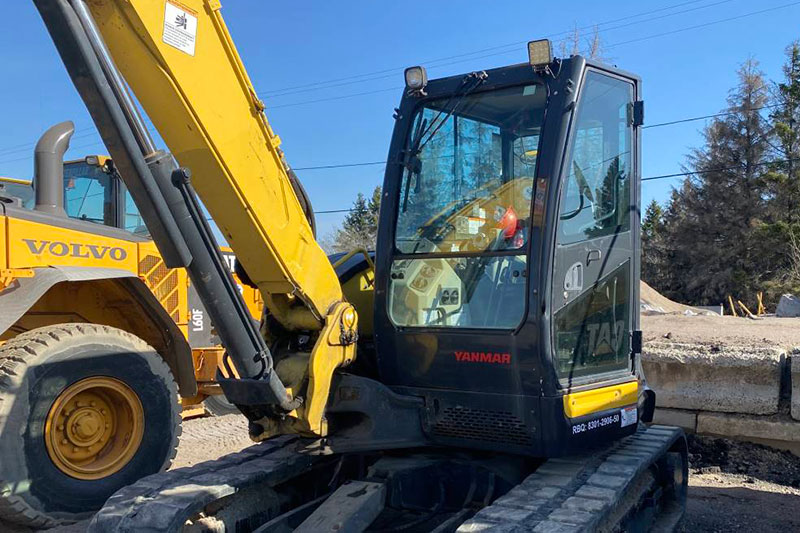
527;39;552;68
404;66;428;91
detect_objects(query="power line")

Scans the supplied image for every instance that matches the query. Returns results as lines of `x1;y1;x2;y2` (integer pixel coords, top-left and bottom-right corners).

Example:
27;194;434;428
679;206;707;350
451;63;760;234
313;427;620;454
292;161;386;171
256;0;727;99
287;104;780;172
605;1;800;51
262;1;798;109
0;2;787;159
298;158;800;217
642;103;782;129
642;156;800;181
315;209;352;214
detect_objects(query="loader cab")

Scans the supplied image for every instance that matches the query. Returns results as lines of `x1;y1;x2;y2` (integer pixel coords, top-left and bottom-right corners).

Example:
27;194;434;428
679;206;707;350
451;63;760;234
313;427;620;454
375;48;644;456
1;155;148;236
60;156;148;235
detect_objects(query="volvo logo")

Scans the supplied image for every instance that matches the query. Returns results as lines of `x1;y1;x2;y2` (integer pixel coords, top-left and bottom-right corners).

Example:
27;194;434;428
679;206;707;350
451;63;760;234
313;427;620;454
22;239;128;261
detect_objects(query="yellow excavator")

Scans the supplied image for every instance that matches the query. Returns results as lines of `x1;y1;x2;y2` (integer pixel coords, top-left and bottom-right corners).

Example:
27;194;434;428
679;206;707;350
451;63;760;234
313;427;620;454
22;1;688;531
0;137;264;526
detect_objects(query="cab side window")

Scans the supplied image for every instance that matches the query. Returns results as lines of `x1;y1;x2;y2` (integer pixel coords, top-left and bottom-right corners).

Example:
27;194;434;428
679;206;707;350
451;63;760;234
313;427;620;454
63;162;114;226
557;72;632;244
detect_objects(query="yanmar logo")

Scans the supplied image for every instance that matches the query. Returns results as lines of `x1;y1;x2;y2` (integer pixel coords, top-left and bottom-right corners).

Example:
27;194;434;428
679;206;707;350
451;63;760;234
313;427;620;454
454;351;511;364
22;239;128;261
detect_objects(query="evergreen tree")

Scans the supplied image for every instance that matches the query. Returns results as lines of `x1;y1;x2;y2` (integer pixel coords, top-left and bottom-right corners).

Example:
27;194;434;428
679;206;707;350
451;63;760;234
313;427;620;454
322;186;382;253
641;199;668;288
759;42;800;299
765;41;800;223
660;59;771;305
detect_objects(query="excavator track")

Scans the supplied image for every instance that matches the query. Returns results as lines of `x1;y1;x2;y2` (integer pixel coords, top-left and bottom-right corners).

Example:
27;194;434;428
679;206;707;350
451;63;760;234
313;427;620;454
458;425;687;532
90;425;685;532
89;436;332;532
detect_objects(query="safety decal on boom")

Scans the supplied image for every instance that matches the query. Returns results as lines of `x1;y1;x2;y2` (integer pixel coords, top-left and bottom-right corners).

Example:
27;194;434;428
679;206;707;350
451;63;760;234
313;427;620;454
163;1;198;56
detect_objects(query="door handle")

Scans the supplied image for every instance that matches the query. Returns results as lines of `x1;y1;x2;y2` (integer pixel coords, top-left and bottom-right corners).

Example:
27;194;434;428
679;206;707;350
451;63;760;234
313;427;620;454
587;249;602;264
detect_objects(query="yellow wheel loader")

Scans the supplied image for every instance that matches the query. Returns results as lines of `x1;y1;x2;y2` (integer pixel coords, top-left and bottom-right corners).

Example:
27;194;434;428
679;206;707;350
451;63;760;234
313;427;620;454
26;1;689;531
0;126;262;527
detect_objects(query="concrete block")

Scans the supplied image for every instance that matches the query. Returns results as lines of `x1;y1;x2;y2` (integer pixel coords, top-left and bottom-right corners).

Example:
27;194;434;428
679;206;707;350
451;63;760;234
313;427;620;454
776;294;800;317
792;355;800;421
697;412;800;443
652;408;698;432
642;342;784;415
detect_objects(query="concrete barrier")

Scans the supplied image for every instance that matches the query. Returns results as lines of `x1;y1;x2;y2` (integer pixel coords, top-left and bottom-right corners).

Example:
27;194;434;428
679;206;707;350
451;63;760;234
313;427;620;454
653;407;800;456
642;342;784;415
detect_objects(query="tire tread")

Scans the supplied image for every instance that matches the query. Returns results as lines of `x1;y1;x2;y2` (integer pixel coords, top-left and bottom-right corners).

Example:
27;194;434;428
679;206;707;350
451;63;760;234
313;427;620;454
0;323;181;528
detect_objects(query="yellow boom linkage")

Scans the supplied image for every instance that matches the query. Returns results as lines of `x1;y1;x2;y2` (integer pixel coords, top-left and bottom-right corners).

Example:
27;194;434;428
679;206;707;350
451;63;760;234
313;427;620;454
85;0;355;438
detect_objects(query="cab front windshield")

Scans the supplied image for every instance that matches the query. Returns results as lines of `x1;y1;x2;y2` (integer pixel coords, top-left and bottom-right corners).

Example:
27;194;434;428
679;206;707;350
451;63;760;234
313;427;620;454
390;83;546;329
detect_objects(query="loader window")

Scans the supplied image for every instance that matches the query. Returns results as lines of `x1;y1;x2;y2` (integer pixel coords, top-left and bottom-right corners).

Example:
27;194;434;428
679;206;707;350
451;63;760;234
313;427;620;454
0;179;33;207
123;190;148;235
63;162;114;226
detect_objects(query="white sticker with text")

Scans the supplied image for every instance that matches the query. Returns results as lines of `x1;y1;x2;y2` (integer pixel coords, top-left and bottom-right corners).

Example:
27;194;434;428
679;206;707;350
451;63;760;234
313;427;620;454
163;1;197;56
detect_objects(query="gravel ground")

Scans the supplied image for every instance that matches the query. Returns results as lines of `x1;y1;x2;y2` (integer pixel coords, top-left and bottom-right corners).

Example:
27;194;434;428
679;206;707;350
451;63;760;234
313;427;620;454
0;416;785;531
642;313;800;349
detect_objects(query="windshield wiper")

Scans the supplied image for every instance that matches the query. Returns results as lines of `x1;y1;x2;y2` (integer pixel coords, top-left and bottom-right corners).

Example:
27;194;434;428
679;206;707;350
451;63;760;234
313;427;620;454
401;71;488;214
416;71;488;153
402;117;427;213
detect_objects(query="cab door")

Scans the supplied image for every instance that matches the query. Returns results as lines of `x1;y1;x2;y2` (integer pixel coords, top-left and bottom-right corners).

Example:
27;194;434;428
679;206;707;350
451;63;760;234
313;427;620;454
551;70;637;388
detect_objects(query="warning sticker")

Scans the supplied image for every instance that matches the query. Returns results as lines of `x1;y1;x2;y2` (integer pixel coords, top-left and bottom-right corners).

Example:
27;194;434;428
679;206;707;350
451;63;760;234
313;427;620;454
163;1;198;56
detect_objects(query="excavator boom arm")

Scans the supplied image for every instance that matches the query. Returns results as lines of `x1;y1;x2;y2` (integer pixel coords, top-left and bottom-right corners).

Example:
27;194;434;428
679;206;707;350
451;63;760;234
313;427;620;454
84;0;342;324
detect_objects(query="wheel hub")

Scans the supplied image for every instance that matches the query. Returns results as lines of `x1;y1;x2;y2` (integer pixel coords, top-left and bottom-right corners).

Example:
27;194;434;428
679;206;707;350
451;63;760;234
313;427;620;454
45;377;144;480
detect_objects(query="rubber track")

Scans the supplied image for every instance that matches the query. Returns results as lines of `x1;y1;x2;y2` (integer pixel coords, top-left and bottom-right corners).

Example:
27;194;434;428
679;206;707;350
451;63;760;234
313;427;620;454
456;425;685;532
91;425;682;532
88;436;328;532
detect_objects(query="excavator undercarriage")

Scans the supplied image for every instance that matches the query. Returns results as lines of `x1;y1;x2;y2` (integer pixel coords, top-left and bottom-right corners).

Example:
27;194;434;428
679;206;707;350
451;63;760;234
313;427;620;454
27;0;688;530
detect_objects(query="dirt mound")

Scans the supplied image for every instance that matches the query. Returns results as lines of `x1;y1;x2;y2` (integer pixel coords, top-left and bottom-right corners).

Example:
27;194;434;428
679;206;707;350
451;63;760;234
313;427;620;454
640;281;712;315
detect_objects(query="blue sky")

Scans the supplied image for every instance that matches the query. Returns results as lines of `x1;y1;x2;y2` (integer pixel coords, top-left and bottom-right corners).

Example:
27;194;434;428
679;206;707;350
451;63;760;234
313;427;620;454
1;0;799;238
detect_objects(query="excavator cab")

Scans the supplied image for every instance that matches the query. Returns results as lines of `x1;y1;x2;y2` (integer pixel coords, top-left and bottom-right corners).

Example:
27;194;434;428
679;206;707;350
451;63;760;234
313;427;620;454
371;47;649;457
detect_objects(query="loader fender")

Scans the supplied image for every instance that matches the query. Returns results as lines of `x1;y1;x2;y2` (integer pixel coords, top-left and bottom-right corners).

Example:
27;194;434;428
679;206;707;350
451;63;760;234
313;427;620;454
0;266;196;396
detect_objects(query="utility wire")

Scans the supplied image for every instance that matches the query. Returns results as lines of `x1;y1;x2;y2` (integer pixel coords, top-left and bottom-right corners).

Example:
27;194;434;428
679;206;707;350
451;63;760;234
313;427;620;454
261;1;799;108
0;2;789;158
256;0;727;98
642;156;800;181
287;104;783;172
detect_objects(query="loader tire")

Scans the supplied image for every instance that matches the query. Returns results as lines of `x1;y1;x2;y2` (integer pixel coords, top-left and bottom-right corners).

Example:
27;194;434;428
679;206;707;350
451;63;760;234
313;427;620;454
0;324;181;528
203;393;239;416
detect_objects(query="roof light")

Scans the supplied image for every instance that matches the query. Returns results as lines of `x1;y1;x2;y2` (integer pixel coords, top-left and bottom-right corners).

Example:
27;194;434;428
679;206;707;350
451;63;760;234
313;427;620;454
404;66;428;92
527;39;552;69
85;155;100;166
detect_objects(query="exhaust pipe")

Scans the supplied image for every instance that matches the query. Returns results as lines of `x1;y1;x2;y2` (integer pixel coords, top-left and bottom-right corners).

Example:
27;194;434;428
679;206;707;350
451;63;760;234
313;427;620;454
34;121;74;215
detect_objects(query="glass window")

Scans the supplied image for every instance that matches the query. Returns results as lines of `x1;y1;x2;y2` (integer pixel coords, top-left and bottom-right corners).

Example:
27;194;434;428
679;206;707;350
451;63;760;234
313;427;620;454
557;72;632;244
123;190;148;235
63;162;114;226
395;84;546;255
389;83;546;330
0;179;34;207
554;261;630;379
389;255;527;329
